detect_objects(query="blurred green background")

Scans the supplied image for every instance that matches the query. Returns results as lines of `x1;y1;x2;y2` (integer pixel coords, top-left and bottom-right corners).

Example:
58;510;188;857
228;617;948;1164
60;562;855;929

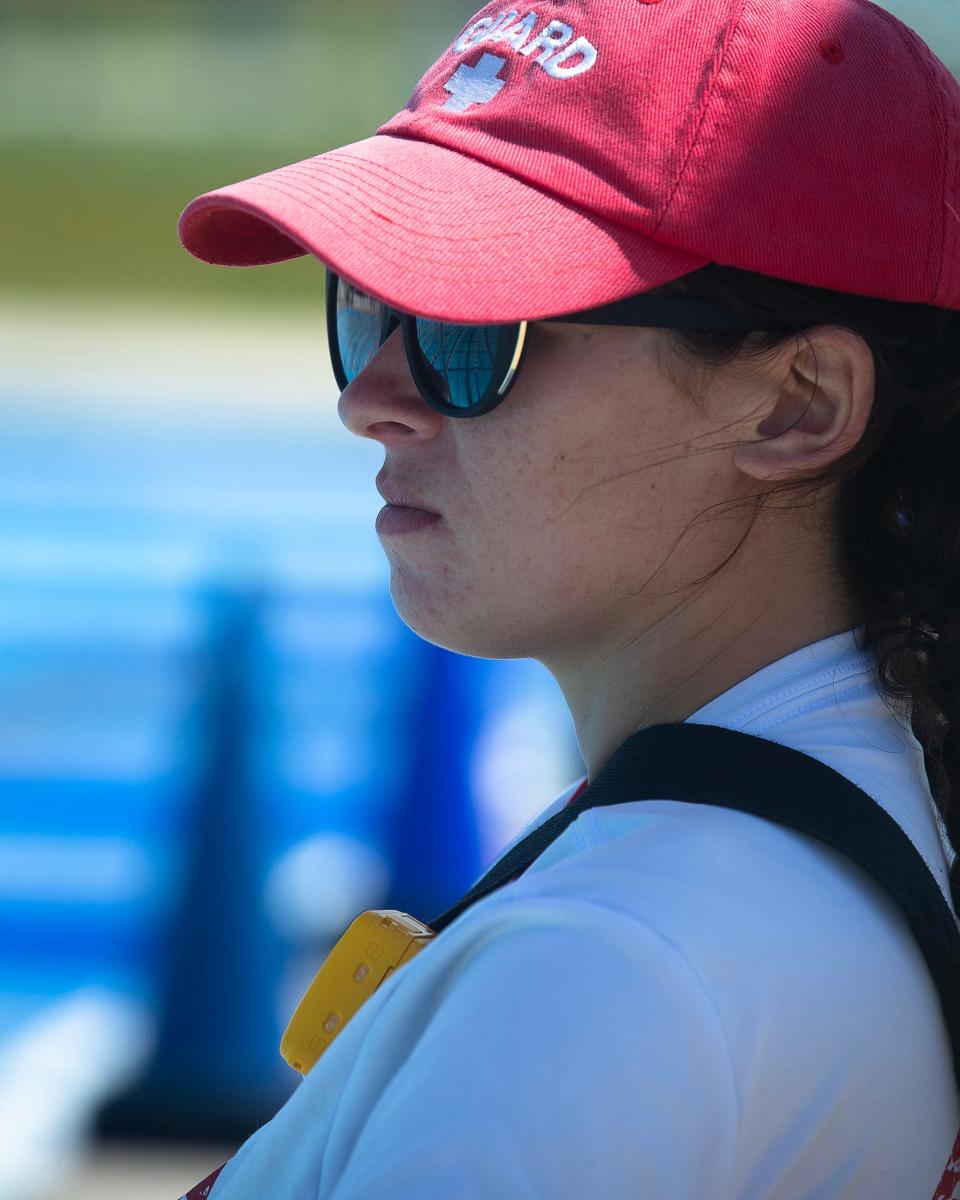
0;0;476;310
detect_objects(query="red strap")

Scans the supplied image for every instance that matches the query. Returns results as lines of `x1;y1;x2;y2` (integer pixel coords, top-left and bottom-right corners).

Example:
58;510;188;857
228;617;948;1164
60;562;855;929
933;1127;960;1199
180;1164;225;1200
504;777;589;885
565;777;590;809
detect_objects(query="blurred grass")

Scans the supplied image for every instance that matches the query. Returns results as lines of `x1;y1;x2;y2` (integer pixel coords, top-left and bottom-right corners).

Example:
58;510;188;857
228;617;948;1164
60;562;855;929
2;138;329;307
1;0;441;33
0;0;476;309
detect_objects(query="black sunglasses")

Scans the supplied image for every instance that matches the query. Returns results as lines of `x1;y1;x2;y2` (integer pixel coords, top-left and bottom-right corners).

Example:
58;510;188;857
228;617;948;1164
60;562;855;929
326;267;791;419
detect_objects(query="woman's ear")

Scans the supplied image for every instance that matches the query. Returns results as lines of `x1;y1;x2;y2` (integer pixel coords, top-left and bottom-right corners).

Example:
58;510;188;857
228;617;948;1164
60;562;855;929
734;326;875;483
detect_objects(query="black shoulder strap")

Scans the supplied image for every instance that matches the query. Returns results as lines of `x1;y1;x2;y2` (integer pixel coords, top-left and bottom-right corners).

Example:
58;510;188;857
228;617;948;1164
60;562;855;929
428;722;960;1092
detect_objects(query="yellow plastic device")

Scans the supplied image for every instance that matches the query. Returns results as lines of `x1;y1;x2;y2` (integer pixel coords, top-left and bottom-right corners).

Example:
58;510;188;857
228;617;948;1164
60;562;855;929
280;909;436;1076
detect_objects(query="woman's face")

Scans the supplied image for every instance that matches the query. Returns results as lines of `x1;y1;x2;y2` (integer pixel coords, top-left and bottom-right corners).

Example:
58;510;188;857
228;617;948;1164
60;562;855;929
337;318;757;668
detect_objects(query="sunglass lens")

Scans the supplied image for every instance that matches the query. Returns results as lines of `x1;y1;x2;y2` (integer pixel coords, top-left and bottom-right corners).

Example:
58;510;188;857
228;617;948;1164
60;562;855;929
414;319;502;410
335;278;388;382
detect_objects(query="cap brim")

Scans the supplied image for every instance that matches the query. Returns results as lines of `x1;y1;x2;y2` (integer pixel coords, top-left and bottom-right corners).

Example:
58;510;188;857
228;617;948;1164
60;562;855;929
178;133;710;324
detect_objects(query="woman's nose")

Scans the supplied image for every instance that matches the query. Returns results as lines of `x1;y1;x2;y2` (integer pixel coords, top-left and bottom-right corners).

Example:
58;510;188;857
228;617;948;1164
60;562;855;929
337;325;445;444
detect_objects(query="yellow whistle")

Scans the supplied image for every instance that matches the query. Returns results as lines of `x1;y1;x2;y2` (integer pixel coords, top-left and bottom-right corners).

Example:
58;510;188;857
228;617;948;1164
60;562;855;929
280;909;436;1076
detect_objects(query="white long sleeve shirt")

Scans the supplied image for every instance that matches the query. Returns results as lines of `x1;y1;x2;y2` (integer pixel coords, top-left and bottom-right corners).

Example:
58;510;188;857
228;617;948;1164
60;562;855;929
198;626;960;1198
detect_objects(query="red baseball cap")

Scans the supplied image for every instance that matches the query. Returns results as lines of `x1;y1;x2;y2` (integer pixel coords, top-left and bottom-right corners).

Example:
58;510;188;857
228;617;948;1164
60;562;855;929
178;0;960;324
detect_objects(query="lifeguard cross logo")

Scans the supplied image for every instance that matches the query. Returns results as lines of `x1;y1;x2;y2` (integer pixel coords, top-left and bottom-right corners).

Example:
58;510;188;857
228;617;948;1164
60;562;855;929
443;9;598;110
444;53;508;112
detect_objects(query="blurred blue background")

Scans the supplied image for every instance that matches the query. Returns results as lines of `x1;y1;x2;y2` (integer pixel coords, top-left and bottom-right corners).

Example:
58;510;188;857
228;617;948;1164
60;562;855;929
1;1;957;1196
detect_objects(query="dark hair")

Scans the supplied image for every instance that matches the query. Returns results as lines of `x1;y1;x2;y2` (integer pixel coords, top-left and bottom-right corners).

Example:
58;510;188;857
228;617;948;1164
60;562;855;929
649;262;960;910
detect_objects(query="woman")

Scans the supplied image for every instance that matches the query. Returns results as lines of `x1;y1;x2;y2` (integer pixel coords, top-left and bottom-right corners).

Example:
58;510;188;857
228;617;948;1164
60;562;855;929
177;0;960;1195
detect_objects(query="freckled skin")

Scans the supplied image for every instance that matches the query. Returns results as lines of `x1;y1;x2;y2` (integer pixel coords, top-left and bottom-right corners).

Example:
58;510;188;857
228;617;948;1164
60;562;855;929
338;318;874;778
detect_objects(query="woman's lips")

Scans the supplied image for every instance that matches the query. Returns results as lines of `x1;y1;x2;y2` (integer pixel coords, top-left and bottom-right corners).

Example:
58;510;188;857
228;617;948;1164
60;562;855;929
375;472;439;515
375;504;444;537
